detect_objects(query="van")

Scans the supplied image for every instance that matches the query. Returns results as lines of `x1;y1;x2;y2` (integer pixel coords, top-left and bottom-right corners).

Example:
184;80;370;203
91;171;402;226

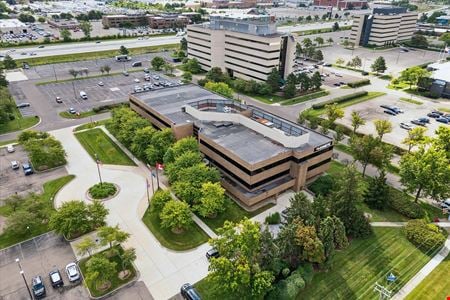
79;91;88;100
132;61;142;67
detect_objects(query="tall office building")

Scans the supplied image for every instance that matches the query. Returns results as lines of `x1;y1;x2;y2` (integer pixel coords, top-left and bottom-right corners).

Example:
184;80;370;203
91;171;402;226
186;12;296;82
349;7;417;47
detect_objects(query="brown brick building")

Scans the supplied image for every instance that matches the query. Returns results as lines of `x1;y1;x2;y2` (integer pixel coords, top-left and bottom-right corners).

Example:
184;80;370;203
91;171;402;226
130;84;333;208
102;13;198;29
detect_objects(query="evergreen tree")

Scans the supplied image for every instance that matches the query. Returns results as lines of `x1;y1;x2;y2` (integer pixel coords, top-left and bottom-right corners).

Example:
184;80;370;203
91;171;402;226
364;171;389;210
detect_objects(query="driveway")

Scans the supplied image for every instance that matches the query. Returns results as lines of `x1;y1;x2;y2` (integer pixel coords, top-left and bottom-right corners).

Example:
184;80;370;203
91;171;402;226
52;126;210;300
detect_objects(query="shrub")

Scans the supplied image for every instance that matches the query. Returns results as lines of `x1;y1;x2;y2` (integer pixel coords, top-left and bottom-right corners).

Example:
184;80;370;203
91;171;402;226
151;190;172;212
281;267;290;278
266;268;306;300
88;182;117;199
387;192;424;219
348;79;371;88
312;91;368;109
295;263;314;284
308;174;335;196
265;212;281;224
404;219;446;251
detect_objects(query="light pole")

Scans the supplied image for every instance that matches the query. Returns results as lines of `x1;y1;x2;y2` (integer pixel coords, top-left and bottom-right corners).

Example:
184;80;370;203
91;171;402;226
94;153;103;185
15;258;33;300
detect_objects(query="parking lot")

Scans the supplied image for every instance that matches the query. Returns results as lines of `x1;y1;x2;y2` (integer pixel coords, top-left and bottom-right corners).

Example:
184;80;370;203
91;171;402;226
336;94;450;148
0;232;87;300
0;145;67;199
37;70;181;114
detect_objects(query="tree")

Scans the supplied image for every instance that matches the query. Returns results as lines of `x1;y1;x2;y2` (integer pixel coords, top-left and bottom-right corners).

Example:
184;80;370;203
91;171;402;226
5;210;39;236
327;37;334;45
97;225;130;251
3;55;16;69
314;37;324;46
433;126;450;160
68;69;79;79
151;190;172;212
194;182;226;218
49;200;92;239
119;248;136;275
103;65;111;74
38;16;46;23
332;22;340;31
151;56;165;71
160;200;193;233
399;66;430;90
60;28;71;42
18;13;35;23
335;58;345;65
80;20;93;38
182;71;192;83
350;111;365;134
295;43;303;57
324;103;344;124
374;119;392;141
163;137;199;165
130;126;156;160
411;34;428;48
302;38;313;48
204;81;234;98
165;152;203;183
76;237;98;258
371;56;387;74
351;56;362;68
313;49;324;61
350;134;391;176
294;220;325;263
145;128;175;165
119;45;129;55
88;200;109;228
85;256;117;289
402;126;427;152
209;219;274;298
183;58;202;74
266;68;281;92
364;171;389;210
284;192;314;225
205;67;226;82
163;63;175;75
399;146;450;202
180;37;187;50
311;71;322;90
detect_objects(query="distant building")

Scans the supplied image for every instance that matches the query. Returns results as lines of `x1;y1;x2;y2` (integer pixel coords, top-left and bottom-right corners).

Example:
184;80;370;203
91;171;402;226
102;14;147;28
419;61;450;98
436;16;450;26
200;0;272;8
148;14;190;29
186;12;296;82
102;13;200;29
130;84;333;208
0;19;28;34
47;19;79;30
349;7;418;47
313;0;368;9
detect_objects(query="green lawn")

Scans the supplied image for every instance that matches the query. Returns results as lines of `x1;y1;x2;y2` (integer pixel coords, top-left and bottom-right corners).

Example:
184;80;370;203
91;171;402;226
79;246;137;297
74;128;135;166
300;227;437;299
74;119;110;132
438;107;450;113
399;97;423;105
406;252;450;300
242;90;329;106
142;207;209;251
200;198;275;233
0;114;39;135
311;92;385;116
60;110;98;119
0;139;17;147
0;175;75;249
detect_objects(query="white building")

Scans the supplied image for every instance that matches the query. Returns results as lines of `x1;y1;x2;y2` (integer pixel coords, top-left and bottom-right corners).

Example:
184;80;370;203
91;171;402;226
0;19;28;35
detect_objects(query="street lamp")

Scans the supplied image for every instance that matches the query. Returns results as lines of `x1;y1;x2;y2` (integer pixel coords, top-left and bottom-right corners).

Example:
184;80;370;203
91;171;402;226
15;258;33;300
94;153;103;185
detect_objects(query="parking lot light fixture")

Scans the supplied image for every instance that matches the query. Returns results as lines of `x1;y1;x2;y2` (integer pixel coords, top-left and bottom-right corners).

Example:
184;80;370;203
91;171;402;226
15;259;33;300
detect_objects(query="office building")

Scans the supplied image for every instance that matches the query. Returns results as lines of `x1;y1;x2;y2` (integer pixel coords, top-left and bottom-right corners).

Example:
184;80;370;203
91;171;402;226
349;7;418;47
418;61;450;98
102;14;147;28
129;84;333;208
186;12;296;82
47;19;79;30
313;0;368;9
102;13;199;29
0;19;28;34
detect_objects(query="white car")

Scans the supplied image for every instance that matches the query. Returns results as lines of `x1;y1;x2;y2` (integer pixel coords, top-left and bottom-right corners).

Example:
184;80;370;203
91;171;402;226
399;122;413;130
65;263;80;282
98;81;104;86
11;160;19;170
134;78;140;83
7;145;15;153
440;199;450;209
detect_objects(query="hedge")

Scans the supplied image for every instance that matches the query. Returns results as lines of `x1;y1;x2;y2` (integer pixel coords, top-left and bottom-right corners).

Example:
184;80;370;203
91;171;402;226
265;212;281;224
312;91;368;109
404;219;446;252
348;79;371;88
387;191;424;219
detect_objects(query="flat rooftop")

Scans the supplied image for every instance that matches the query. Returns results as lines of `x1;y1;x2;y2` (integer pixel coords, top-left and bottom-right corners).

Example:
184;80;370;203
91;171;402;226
428;61;450;82
0;19;27;28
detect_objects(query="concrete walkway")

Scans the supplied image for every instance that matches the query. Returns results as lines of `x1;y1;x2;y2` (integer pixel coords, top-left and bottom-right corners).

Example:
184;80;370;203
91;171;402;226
52;126;210;300
392;236;450;300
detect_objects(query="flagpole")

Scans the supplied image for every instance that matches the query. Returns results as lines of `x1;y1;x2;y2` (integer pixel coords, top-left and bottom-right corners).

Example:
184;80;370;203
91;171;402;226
147;164;155;194
155;163;160;191
145;179;150;206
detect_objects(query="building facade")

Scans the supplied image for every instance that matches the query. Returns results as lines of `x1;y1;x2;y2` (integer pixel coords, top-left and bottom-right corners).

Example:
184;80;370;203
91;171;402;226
187;13;296;82
129;84;333;208
102;13;199;29
313;0;368;9
0;19;28;34
349;7;417;46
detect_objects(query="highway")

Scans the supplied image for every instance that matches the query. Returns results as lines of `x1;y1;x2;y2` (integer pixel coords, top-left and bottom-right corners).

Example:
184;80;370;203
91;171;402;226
2;21;353;59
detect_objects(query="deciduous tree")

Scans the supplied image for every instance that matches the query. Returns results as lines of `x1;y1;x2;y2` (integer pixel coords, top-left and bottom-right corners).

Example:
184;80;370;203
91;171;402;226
374;119;392;141
371;56;387;74
351;111;365;134
85;256;117;289
76;236;98;257
402;126;427;152
194;182;226;218
160;200;193;233
151;56;165;71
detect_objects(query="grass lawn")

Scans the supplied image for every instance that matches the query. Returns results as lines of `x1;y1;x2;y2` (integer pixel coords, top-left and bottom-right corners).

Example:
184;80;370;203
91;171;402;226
60;110;98;119
405;252;450;300
200;198;275;233
300;227;436;299
0;114;39;135
0;139;17;147
142;207;209;251
399;97;423;105
195;275;264;300
79;246;136;297
281;90;330;106
438;107;450;113
311;92;385;117
74;119;110;132
0;175;75;249
74;128;135;166
387;82;410;90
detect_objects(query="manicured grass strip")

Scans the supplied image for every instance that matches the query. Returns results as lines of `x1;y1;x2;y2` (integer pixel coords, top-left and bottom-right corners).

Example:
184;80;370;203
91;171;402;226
79;246;136;298
74;119;110;132
311;92;385;116
0;115;39;135
75;128;135;166
438;107;450;113
16;44;178;66
200;198;275;233
406;252;450;300
142;208;209;251
293;25;352;36
0;175;75;249
301;228;435;299
399;97;423;105
281;90;330;106
0;139;17;147
60;110;98;119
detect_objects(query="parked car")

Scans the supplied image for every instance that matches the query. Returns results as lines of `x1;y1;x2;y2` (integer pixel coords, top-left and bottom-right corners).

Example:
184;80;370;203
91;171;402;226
391;106;404;113
380;104;394;110
384;110;397;116
134;86;143;93
411;119;427;127
333;83;341;86
180;283;201;300
79;91;88;100
31;276;46;298
432;110;444;116
362;71;369;76
55;96;62;103
98;81;104;86
335;73;343;77
417;117;430;123
134;78;140;83
68;108;76;114
144;68;149;73
323;63;332;67
427;112;441;118
11;160;19;170
7;145;15;153
22;162;33;175
436;117;449;124
123;71;129;76
152;75;159;80
206;248;219;260
400;122;413;130
440;199;450;209
16;102;30;108
65;263;80;282
49;270;64;288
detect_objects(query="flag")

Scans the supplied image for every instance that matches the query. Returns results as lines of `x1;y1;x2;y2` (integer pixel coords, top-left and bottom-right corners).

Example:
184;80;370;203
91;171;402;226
445;46;449;54
146;178;150;188
156;162;164;170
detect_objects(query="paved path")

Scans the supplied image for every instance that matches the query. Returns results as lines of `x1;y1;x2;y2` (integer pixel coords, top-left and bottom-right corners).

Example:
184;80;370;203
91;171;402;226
392;236;450;300
52;126;210;300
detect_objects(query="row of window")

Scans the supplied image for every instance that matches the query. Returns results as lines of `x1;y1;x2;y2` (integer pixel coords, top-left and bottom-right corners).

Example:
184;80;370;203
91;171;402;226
225;47;279;63
225;61;271;79
225;34;272;46
225;41;280;55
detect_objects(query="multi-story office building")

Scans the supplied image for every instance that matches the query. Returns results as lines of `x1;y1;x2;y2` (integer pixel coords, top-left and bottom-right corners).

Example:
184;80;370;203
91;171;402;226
102;14;147;28
186;12;296;82
129;84;333;208
102;13;199;29
349;7;418;47
313;0;368;9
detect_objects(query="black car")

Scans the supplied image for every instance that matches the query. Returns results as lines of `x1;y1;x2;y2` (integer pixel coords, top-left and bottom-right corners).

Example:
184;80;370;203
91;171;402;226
362;71;369;76
427;112;441;118
417;117;430;123
181;283;201;300
49;269;64;288
383;110;397;116
31;276;46;298
411;119;427;127
206;248;219;260
436;117;449;124
431;110;444;116
16;103;31;108
380;104;394;110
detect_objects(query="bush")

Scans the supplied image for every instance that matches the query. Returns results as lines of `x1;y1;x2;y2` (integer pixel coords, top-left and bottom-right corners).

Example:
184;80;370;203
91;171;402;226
388;192;424;219
266;268;306;300
312;91;368;109
348;79;371;88
404;219;446;252
265;212;281;224
88;182;117;199
308;174;335;196
151;190;172;212
295;263;314;284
